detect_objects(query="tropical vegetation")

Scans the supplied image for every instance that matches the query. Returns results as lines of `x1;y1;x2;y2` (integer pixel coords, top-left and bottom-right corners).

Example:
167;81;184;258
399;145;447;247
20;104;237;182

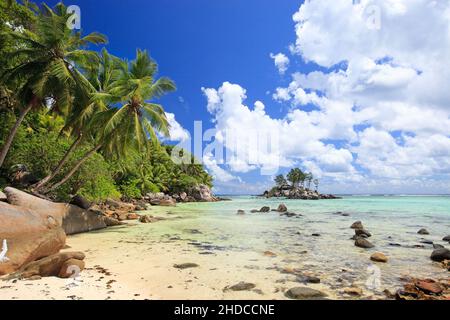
0;0;213;201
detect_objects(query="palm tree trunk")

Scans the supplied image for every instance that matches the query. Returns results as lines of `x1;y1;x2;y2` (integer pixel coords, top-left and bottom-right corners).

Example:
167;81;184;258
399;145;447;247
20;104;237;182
46;143;102;193
0;102;34;169
32;133;83;191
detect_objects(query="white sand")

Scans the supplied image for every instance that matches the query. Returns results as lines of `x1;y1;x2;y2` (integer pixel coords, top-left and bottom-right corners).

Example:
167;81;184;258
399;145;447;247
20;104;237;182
0;221;344;300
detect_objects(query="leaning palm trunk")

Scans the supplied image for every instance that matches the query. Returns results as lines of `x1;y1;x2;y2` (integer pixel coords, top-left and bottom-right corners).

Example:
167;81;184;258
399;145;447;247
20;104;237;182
45;143;102;193
32;133;83;191
0;102;34;169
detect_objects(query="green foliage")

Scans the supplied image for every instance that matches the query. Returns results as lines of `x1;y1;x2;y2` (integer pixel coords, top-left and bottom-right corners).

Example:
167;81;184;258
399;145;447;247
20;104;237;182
0;1;213;202
274;174;287;187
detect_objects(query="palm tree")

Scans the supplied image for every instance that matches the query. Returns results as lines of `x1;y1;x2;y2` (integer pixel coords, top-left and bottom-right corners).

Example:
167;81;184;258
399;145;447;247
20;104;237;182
0;3;106;169
32;49;118;191
305;172;313;190
46;50;176;192
287;168;303;188
274;174;287;188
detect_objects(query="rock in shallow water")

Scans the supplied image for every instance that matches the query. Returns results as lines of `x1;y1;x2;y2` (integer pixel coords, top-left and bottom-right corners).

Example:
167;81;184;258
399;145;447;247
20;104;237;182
443;235;450;242
277;204;287;212
355;237;375;248
414;279;443;295
370;252;388;263
350;221;363;229
259;206;271;213
237;210;245;215
417;228;430;235
285;287;327;300
355;229;372;238
430;248;450;262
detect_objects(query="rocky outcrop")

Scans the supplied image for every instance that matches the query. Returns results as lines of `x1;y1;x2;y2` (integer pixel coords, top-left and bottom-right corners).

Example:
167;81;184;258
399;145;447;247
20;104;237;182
69;195;92;210
262;186;340;201
188;184;218;202
0;201;66;275
396;278;449;300
6;251;85;279
4;187;108;235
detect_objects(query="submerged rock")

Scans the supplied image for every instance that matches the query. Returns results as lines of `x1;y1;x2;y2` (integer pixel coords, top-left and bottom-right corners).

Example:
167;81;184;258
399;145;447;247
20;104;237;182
277;204;288;212
433;244;445;249
418;228;430;235
443;235;450;242
370;252;388;263
285;287;327;300
259;206;271;213
430;248;450;262
343;287;363;296
237;210;245;215
414;279;443;295
355;237;375;248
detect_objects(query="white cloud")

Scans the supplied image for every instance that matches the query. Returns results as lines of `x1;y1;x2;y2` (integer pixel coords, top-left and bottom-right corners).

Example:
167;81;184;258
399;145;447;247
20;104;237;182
203;0;450;193
270;52;290;75
165;112;190;142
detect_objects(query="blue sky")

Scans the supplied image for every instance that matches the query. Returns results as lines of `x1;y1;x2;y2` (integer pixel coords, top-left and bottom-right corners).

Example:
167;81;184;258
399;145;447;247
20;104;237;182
45;0;450;195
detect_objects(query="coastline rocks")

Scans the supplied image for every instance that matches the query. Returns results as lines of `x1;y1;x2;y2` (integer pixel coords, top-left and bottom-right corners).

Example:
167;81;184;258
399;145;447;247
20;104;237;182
58;258;85;278
7;252;85;279
355;237;375;249
139;215;165;223
105;198;135;212
103;216;123;227
350;221;363;229
430;248;450;262
0;202;66;275
180;192;188;202
259;206;271;213
237;210;245;215
69;195;92;210
285;287;327;300
0;191;6;202
4;187;108;235
443;235;450;242
277;204;288;213
397;278;448;300
188;184;217;202
371;252;388;263
418;228;430;235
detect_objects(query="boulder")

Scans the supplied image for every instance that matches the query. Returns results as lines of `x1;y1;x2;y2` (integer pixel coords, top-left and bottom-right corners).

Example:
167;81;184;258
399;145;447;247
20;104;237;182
237;210;245;215
418;228;430;235
430;248;450;262
0;202;66;275
104;216;123;227
343;287;363;296
8;252;85;279
443;235;450;242
139;215;164;223
414;279;443;295
0;191;6;202
355;229;372;238
180;192;188;202
69;195;92;210
260;206;271;213
285;287;327;300
277;204;288;213
105;199;135;212
355;237;375;248
127;213;139;220
351;221;363;229
159;199;176;207
58;258;85;278
8;164;38;187
4;187;108;235
188;184;217;202
371;252;388;263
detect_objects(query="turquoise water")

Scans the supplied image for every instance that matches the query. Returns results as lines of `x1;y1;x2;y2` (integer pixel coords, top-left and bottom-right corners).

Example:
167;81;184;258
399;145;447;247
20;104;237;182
144;196;450;295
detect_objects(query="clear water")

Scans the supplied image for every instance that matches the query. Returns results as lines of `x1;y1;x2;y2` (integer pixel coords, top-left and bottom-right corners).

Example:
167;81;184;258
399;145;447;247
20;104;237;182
140;196;450;295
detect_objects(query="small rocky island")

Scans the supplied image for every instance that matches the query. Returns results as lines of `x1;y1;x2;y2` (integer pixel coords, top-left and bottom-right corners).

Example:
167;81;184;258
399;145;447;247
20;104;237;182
261;169;341;200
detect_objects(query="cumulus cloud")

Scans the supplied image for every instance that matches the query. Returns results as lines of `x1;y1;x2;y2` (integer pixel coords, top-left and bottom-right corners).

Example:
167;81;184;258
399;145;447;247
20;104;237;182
203;0;450;193
165;112;190;142
270;52;290;75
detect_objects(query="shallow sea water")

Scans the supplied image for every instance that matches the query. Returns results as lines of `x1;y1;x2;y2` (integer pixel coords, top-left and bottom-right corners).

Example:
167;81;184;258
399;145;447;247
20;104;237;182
130;196;450;295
